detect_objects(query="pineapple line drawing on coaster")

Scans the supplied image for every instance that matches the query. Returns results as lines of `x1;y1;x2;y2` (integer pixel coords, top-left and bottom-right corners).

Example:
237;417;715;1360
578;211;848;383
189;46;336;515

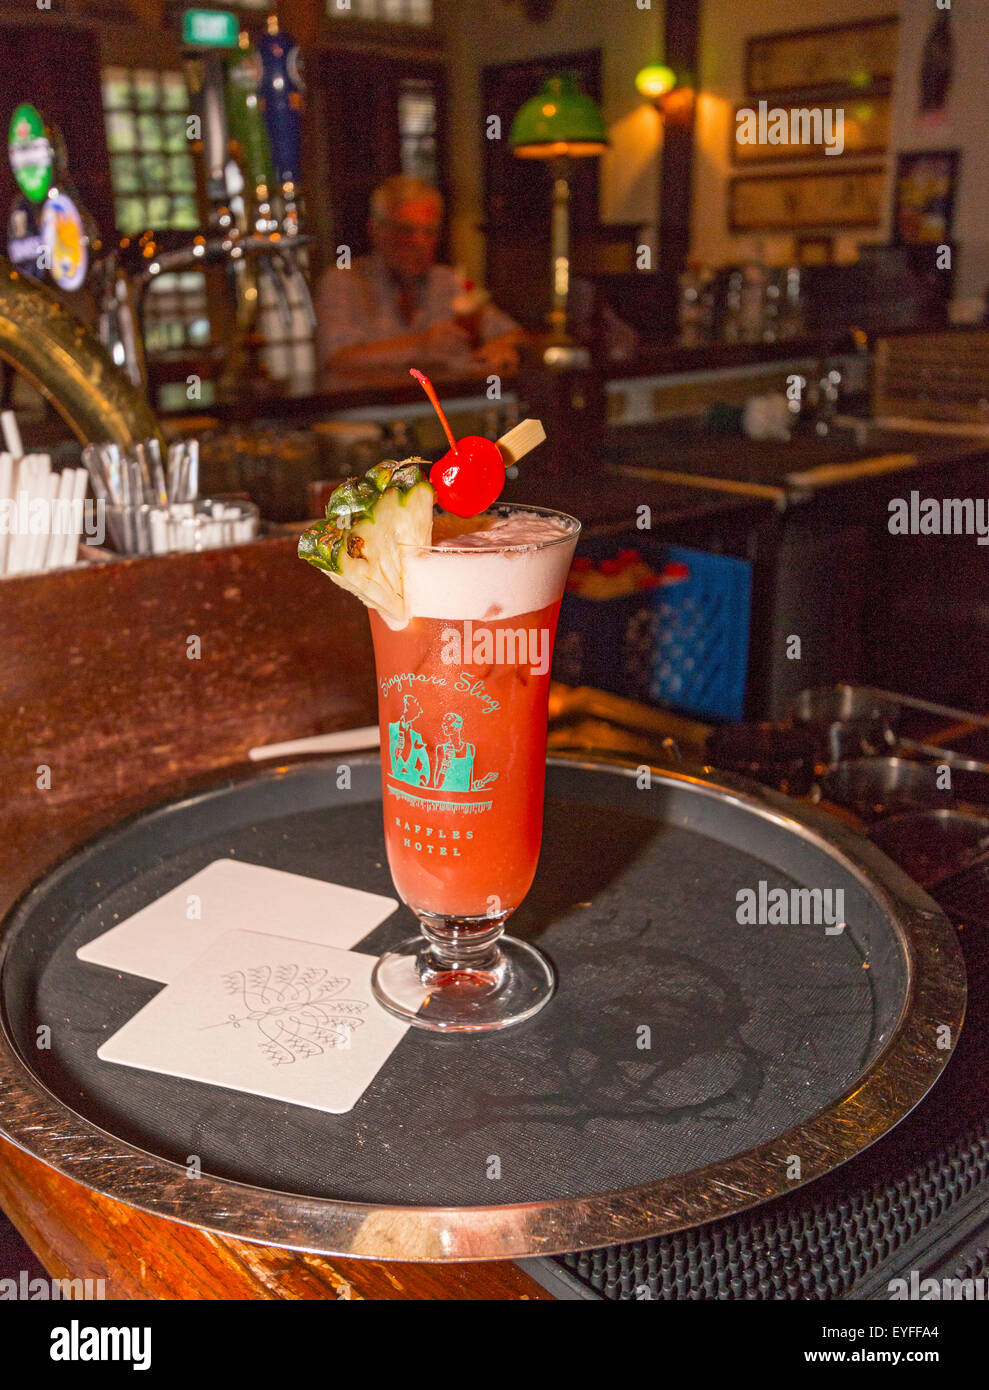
201;964;367;1067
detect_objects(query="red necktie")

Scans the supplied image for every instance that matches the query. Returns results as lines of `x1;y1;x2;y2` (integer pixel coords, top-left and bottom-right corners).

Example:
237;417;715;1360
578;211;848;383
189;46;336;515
398;286;417;325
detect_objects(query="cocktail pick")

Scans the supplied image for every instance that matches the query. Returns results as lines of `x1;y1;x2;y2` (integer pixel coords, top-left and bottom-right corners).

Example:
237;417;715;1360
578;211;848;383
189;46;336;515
494;418;546;467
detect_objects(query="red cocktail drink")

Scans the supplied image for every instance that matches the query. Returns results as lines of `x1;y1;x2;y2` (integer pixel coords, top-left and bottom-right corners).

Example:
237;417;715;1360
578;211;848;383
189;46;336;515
371;599;562;918
369;504;579;1031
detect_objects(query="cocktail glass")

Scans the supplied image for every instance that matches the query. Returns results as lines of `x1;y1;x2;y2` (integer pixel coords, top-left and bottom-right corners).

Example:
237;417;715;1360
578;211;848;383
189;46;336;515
368;503;580;1032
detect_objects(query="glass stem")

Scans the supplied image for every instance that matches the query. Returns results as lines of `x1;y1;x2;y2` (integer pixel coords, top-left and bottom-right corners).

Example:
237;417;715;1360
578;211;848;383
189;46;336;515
416;910;509;975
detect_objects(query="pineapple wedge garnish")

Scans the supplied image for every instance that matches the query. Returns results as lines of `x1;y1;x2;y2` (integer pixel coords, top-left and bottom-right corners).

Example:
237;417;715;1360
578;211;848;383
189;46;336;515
298;459;434;626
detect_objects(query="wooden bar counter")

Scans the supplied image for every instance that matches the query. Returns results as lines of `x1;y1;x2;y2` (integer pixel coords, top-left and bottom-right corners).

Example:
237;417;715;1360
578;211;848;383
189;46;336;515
0;534;551;1299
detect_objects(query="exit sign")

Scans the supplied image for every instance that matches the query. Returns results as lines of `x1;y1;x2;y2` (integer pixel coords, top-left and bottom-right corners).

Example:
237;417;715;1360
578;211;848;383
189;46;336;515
182;9;239;47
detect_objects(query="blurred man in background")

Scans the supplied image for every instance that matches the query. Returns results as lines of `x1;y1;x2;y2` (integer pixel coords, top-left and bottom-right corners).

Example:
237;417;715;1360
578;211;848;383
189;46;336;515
316;175;522;375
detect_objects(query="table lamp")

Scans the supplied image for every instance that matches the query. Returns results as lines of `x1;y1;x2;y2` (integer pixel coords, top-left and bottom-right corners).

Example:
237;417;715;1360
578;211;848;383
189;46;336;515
510;73;608;363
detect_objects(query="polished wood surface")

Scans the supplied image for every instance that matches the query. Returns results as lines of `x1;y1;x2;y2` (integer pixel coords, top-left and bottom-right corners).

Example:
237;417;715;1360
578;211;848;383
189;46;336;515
0;534;550;1299
0;533;375;908
0;1139;549;1300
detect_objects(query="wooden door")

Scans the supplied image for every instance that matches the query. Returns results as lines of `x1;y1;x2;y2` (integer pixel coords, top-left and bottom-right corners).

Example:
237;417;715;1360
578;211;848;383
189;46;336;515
305;48;449;277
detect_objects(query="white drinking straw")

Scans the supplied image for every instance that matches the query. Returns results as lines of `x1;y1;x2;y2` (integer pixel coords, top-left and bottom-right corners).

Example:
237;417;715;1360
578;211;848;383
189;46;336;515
50;467;87;569
0;451;11;576
28;469;58;572
5;453;36;574
43;467;76;570
1;410;23;458
3;453;21;575
20;456;52;573
5;453;33;574
149;507;168;555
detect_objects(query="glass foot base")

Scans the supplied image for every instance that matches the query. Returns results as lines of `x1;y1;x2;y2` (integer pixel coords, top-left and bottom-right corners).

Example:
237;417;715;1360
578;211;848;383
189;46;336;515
371;935;555;1033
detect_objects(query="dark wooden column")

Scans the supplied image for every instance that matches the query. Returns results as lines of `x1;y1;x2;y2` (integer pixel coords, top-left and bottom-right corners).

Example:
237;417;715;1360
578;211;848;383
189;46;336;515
657;0;700;280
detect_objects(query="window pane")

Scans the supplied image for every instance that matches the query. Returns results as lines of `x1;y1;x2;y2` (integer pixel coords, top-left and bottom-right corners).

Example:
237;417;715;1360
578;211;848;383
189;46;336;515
163;114;189;153
398;80;437;182
187;316;211;345
399;87;435;134
111;154;140;192
170;196;199;229
133;70;160;110
178;158;198;192
161;73;189;111
106;112;137;153
146;194;171;225
140;152;168;184
136;115;164;150
115;197;146;234
102;69;132;109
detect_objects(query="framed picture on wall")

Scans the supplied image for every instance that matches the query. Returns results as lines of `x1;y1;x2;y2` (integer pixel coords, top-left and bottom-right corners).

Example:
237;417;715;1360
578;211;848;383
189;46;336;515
795;234;834;266
729;167;885;232
746;18;899;99
731;94;892;164
891;150;960;245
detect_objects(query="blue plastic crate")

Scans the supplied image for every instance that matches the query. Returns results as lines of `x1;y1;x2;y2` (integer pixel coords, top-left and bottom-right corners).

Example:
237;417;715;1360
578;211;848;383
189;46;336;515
554;542;752;721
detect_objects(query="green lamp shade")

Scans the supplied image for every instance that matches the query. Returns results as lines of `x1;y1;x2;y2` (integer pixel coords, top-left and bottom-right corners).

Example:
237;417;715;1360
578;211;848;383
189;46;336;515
635;63;677;100
510;73;609;158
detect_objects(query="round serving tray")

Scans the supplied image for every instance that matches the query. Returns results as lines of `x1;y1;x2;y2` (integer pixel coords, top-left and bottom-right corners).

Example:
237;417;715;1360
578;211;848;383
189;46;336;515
0;755;966;1262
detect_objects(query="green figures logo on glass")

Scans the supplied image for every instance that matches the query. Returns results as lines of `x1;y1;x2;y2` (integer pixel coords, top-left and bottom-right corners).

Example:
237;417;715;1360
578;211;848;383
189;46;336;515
388;695;498;796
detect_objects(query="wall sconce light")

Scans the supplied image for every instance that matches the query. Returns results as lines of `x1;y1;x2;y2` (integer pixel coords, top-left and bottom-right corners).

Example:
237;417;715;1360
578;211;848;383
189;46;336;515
635;63;695;125
635;64;677;103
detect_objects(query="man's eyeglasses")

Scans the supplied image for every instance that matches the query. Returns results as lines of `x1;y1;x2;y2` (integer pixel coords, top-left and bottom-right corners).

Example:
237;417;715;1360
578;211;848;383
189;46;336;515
381;218;441;239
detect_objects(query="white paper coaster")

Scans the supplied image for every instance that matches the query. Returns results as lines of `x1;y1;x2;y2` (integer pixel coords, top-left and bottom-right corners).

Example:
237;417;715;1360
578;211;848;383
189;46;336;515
97;929;409;1114
76;859;398;983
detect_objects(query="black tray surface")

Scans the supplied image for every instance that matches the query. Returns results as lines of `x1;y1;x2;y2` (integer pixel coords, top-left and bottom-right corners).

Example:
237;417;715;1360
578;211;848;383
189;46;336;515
0;757;922;1210
0;756;964;1258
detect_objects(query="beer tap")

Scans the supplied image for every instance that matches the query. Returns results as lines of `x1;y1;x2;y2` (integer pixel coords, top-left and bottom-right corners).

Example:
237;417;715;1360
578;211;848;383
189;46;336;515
92;17;315;393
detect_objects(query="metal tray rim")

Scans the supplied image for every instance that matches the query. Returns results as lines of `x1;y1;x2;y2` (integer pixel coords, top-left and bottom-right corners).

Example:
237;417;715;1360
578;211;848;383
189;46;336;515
0;753;967;1262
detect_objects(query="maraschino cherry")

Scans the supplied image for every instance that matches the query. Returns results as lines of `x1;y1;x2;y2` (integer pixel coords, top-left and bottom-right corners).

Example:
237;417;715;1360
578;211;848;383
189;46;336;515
410;369;505;518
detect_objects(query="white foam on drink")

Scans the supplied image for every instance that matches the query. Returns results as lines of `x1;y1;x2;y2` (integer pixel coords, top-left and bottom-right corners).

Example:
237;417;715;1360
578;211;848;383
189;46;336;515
401;511;578;621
